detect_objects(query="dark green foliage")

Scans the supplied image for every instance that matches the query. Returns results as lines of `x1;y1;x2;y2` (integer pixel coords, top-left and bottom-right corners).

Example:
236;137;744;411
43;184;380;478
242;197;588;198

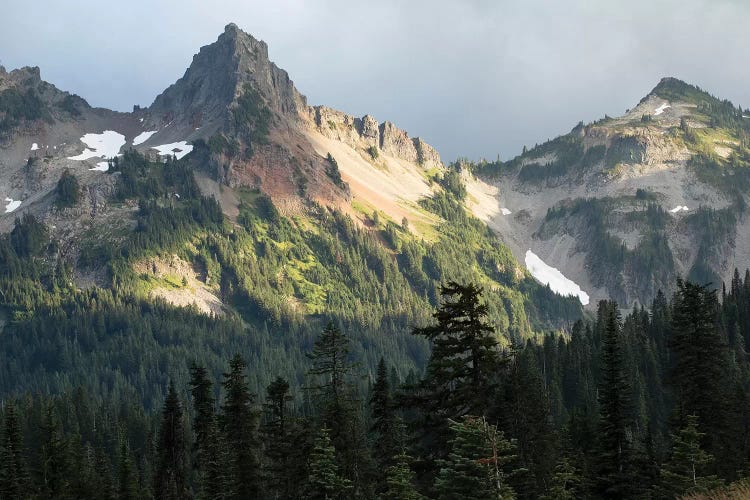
369;358;398;481
658;415;722;498
0;87;50;134
55;168;81;208
306;426;352;499
595;302;639;499
325;152;346;188
439;168;467;200
434;416;516;499
232;83;271;152
366;145;379;160
383;452;424;500
220;355;262;498
0;403;29;498
153;382;189;499
189;364;224;499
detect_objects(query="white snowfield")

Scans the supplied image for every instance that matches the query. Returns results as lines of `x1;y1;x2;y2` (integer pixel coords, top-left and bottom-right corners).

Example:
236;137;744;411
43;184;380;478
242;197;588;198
654;103;671;116
90;162;110;172
500;208;512;215
67;131;126;160
151;141;193;160
132;130;157;146
525;249;590;305
30;143;39;151
4;198;21;213
669;205;689;213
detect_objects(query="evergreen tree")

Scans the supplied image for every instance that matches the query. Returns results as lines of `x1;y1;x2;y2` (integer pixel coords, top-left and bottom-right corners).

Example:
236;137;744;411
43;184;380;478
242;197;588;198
495;346;557;497
189;364;224;499
306;426;352;500
153;381;190;499
658;415;722;498
0;402;29;499
434;416;516;499
117;437;140;500
540;458;581;500
414;282;504;419
383;451;424;500
670;280;731;471
39;403;70;498
594;301;638;499
370;358;398;472
220;354;262;499
261;376;294;498
308;322;372;491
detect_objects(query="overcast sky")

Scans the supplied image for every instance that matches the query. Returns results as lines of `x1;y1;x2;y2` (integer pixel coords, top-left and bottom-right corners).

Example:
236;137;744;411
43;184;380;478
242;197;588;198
1;0;748;161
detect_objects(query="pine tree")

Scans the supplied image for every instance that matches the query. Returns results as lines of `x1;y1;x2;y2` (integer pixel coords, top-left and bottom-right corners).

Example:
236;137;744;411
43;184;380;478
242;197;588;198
308;322;372;491
658;415;722;498
153;382;190;499
39;403;70;498
414;282;504;420
220;354;262;499
261;376;293;498
0;402;30;499
670;280;731;472
434;416;516;499
495;346;557;497
370;358;398;472
118;436;140;500
306;426;352;500
595;301;638;499
540;458;581;500
189;363;224;499
383;451;424;500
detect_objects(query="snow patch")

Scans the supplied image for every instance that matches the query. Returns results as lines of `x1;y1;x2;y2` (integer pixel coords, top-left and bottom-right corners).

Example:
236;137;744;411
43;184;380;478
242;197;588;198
139;118;144;123
132;130;157;146
4;198;21;213
151;141;193;160
500;208;512;215
654;103;671;116
525;249;589;305
669;205;689;213
67;131;125;160
30;143;39;151
89;161;110;172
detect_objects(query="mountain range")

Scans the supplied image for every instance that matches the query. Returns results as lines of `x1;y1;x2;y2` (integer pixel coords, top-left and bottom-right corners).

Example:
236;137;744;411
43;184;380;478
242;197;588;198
1;23;748;320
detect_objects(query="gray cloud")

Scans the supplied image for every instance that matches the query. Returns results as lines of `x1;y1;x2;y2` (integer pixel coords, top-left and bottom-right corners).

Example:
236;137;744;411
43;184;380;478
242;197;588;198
1;0;748;161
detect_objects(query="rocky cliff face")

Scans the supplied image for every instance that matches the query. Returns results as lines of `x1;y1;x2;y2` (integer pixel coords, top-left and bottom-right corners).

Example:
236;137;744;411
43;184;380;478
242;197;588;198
471;78;750;308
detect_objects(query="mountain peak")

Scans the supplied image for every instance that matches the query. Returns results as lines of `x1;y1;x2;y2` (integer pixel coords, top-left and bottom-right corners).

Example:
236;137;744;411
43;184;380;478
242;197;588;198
645;76;711;104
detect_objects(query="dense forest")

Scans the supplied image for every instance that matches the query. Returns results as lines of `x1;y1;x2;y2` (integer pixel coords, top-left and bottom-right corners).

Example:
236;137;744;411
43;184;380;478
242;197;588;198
3;275;750;498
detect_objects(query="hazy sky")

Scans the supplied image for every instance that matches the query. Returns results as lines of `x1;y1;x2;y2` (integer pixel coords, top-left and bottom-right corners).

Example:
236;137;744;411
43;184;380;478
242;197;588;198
1;0;748;161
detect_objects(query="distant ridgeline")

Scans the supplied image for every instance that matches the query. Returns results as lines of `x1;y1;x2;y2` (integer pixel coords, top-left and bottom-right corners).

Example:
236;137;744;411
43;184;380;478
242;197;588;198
0;149;581;409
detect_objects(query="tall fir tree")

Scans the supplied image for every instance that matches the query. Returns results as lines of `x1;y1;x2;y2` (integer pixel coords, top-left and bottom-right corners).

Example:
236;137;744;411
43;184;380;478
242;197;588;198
153;381;190;499
39;403;71;498
369;358;398;473
308;321;372;493
189;363;225;499
117;436;140;500
594;301;639;499
0;402;29;499
220;354;262;499
261;376;294;499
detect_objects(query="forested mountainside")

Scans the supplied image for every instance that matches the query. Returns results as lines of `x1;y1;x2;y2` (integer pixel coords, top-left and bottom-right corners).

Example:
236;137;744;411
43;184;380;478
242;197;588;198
471;77;750;308
0;24;581;407
3;275;750;499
